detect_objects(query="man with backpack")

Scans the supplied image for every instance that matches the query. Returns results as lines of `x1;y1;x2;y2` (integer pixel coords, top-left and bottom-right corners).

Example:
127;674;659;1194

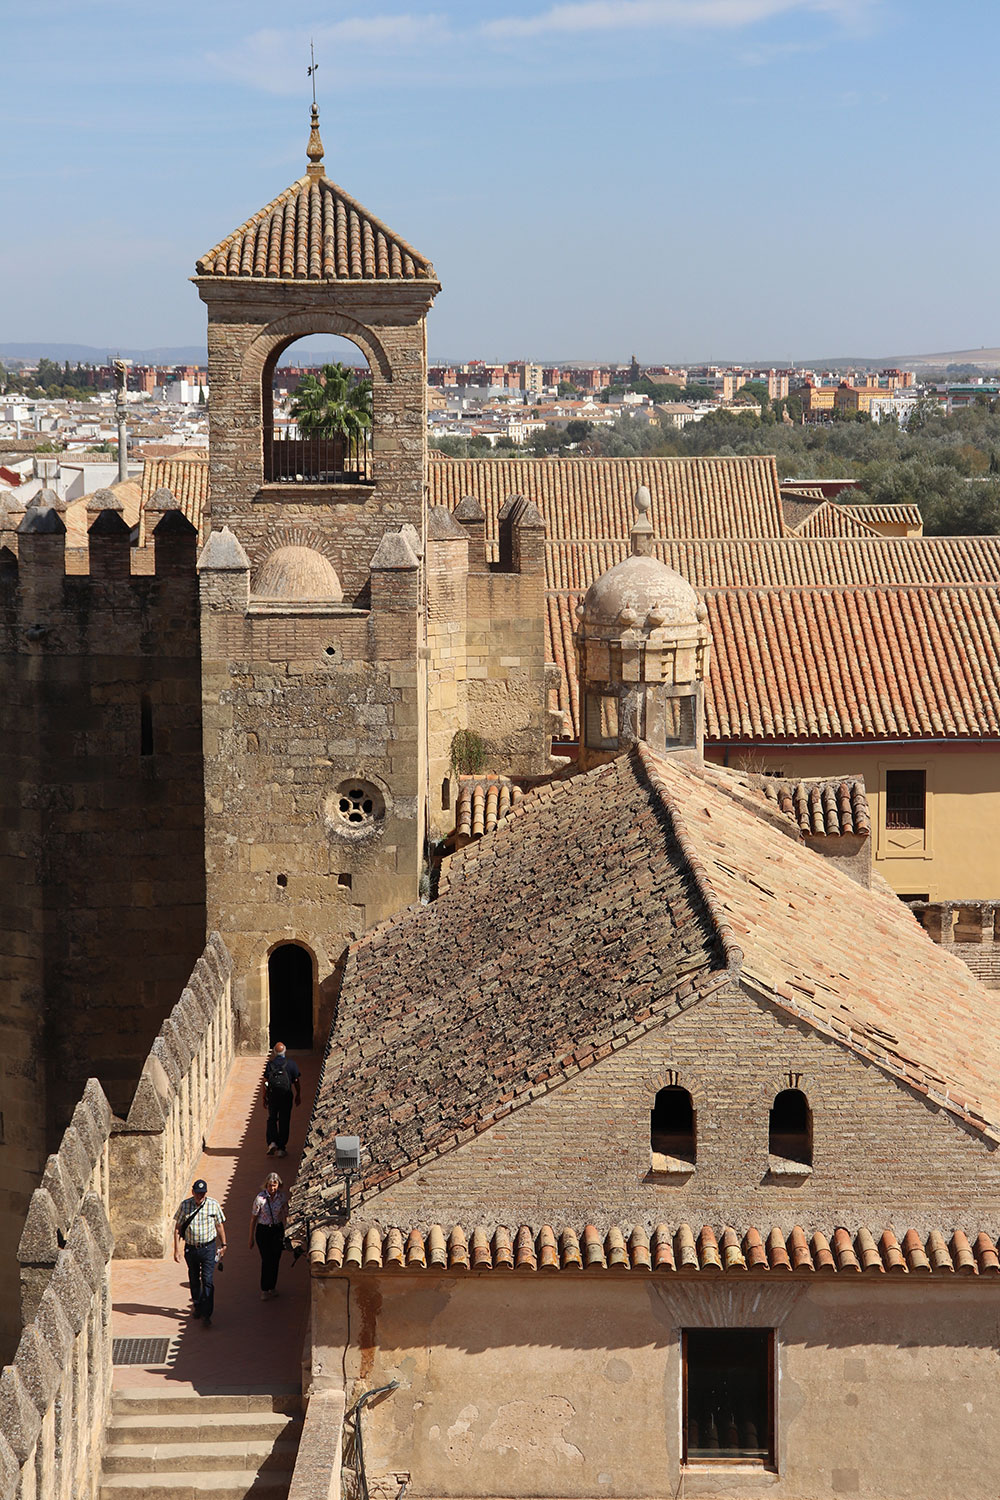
263;1041;302;1158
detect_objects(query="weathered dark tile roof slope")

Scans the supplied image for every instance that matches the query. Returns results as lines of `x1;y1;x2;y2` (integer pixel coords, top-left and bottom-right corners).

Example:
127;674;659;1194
292;755;733;1229
312;1221;1000;1276
292;746;1000;1234
429;456;788;542
548;585;1000;742
195;175;436;282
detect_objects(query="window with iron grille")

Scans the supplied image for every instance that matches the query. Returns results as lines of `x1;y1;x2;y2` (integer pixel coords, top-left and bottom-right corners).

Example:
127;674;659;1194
885;769;926;830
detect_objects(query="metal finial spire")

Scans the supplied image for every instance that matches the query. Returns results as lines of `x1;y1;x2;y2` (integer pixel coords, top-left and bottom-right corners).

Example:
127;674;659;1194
306;42;324;179
308;40;319;105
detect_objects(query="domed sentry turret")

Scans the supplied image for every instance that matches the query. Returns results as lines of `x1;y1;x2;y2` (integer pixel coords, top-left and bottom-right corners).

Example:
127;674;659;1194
574;487;711;769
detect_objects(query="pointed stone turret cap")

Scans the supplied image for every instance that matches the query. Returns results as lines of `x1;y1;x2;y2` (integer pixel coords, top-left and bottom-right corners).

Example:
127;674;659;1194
86;488;124;514
18;490;66;534
197;526;250;572
370;530;419;571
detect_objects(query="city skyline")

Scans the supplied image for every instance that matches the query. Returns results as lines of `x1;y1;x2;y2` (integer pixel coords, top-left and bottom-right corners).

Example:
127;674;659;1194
3;0;998;359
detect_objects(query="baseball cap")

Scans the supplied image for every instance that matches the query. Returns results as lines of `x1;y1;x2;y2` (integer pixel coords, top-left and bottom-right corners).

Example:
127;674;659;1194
192;1180;208;1194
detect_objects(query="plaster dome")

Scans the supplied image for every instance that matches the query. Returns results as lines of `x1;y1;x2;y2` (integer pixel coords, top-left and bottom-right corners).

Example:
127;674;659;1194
580;552;701;631
254;545;343;601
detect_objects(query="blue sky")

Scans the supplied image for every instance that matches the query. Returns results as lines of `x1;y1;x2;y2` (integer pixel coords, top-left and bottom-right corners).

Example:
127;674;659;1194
2;0;997;362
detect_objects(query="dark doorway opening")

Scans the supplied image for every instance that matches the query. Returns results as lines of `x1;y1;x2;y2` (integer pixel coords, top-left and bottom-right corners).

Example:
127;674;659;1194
268;943;314;1050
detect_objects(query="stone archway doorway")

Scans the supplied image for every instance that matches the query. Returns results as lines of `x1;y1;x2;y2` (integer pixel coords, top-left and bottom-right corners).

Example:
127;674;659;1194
267;942;314;1050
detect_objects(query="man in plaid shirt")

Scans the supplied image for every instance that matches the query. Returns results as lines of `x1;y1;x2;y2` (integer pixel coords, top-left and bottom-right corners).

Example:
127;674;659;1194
173;1178;226;1326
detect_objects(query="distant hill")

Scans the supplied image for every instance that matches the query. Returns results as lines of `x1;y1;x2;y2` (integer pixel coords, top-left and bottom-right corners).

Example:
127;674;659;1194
0;343;208;365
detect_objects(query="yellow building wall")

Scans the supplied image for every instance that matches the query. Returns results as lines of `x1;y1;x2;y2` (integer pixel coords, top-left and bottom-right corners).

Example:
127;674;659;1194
706;745;1000;902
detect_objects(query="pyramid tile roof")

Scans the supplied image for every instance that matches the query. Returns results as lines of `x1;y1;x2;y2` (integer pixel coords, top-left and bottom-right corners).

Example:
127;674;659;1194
547;584;1000;743
291;747;1000;1233
787;500;879;538
195;110;436;284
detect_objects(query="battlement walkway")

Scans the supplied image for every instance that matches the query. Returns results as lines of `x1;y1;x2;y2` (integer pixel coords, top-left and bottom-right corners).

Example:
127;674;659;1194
111;1051;321;1392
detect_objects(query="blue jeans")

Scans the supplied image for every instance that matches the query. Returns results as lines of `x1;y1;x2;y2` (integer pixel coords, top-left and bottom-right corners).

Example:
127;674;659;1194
184;1241;217;1319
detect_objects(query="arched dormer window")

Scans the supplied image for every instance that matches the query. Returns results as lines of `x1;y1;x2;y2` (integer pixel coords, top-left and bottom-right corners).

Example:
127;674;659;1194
768;1088;812;1168
651;1085;696;1170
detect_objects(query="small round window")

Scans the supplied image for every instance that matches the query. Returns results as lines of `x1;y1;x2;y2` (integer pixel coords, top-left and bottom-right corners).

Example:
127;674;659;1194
330;779;385;836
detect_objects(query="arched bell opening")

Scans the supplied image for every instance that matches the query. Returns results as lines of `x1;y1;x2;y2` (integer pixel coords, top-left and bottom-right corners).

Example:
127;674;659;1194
263;333;373;486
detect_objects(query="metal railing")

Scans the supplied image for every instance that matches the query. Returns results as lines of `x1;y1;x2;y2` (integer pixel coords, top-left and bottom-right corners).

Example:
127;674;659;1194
264;430;372;484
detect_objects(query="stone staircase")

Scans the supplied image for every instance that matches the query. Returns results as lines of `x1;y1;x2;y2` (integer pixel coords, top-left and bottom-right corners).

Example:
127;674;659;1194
100;1389;303;1499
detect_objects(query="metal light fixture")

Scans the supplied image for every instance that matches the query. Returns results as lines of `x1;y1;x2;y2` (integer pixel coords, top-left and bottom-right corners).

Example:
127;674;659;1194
335;1134;361;1215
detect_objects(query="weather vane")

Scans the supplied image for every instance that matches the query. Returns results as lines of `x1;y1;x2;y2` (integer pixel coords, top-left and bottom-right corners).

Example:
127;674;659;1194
308;40;318;106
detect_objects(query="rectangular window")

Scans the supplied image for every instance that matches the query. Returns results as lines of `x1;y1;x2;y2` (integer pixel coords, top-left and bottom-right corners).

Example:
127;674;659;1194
885;768;925;830
683;1328;774;1465
584;693;619;751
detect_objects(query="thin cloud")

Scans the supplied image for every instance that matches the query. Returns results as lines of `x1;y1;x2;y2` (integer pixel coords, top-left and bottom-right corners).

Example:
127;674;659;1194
483;0;875;40
210;14;451;95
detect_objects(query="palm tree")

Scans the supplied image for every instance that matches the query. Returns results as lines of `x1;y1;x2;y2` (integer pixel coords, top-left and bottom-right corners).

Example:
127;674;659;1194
289;363;373;441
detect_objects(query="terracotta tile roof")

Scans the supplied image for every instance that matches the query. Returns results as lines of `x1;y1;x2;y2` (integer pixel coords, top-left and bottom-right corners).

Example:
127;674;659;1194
844;503;924;530
455;775;522;842
544;535;1000;591
758;776;870;837
138;457;209;543
195;177;436;283
292;746;1000;1234
547;585;1000;743
430;456;788;542
706;586;1000;742
638;744;1000;1139
292;755;732;1229
787;501;879;538
310;1221;1000;1276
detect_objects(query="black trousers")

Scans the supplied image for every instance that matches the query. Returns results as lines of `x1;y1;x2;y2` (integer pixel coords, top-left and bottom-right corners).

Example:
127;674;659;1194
266;1092;293;1150
184;1241;217;1318
255;1223;284;1291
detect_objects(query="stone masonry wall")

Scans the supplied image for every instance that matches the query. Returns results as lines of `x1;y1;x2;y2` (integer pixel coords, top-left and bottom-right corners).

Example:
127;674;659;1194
364;982;1000;1236
200;547;424;1047
0;508;205;1361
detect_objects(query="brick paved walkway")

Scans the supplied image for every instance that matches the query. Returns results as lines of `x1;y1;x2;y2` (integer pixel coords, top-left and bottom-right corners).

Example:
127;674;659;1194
111;1051;320;1393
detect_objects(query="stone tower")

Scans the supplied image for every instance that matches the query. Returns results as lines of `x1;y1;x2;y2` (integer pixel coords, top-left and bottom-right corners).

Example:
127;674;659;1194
193;108;440;1047
574;487;711;771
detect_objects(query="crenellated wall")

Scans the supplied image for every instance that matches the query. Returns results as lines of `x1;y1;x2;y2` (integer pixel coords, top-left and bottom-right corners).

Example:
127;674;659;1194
0;491;206;1361
1;1081;114;1500
2;934;237;1500
108;932;235;1257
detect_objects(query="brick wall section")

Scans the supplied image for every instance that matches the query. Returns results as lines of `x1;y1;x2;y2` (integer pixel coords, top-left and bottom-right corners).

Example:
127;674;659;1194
364;983;1000;1238
0;512;205;1358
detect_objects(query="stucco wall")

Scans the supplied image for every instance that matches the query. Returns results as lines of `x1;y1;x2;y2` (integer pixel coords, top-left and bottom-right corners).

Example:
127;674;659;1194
314;1274;1000;1500
706;745;1000;903
361;985;1000;1236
